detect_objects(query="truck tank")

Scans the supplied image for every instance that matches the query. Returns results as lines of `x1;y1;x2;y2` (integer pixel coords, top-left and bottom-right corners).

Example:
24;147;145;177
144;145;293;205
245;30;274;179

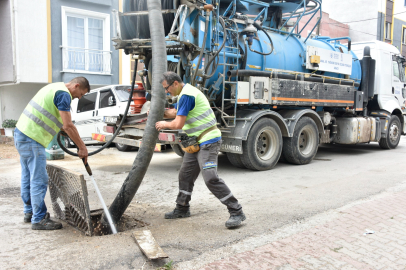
204;31;362;88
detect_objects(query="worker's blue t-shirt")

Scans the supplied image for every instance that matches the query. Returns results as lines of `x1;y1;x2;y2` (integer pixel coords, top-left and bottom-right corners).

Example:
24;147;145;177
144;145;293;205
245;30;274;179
176;94;220;146
53;90;72;112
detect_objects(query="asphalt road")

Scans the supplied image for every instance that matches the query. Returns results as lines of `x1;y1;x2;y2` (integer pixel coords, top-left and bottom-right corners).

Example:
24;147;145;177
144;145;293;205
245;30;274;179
1;137;405;270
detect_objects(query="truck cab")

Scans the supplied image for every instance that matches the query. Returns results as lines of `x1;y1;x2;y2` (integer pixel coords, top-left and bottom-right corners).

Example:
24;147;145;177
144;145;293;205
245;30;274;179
352;41;406;135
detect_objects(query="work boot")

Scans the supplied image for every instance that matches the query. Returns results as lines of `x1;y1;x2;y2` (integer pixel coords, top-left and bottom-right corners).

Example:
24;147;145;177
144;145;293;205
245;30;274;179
24;213;32;223
225;212;246;228
32;213;62;230
164;208;190;219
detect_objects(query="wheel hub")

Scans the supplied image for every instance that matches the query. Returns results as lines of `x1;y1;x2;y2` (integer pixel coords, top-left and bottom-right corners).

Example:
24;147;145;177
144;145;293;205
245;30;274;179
389;124;399;143
297;126;317;156
255;129;277;160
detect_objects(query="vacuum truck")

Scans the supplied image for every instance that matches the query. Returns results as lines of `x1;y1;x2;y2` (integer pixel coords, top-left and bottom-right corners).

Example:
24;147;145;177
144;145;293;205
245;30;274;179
98;0;406;171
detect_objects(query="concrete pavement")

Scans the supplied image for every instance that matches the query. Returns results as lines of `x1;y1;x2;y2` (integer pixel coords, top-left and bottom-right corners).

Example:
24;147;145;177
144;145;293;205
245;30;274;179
2;136;406;270
201;184;406;270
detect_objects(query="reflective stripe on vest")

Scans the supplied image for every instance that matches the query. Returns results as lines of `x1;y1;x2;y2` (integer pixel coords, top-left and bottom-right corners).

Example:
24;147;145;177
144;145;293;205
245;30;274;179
184;108;213;125
29;100;63;129
22;109;57;136
183;118;217;134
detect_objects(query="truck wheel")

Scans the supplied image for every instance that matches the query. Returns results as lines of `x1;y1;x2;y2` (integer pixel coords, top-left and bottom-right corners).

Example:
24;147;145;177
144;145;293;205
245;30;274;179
379;115;401;149
226;153;245;168
241;118;282;171
282;116;319;165
170;144;184;157
115;143;132;152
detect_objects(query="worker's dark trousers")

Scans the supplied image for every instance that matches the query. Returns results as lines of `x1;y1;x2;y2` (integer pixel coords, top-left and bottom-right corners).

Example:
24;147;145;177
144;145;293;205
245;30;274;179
176;140;242;215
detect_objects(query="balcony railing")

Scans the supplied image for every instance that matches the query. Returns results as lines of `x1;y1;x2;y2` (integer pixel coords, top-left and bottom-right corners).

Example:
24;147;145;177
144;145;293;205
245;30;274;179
61;46;112;74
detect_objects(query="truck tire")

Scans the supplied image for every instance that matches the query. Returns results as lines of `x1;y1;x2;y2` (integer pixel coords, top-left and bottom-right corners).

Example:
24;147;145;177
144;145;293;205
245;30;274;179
379;115;401;149
115;143;132;152
170;143;184;157
282;116;319;165
226;153;245;168
241;118;282;171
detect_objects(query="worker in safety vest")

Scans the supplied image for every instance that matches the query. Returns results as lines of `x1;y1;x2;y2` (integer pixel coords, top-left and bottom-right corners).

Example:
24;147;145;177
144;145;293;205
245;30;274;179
156;72;246;228
14;77;90;230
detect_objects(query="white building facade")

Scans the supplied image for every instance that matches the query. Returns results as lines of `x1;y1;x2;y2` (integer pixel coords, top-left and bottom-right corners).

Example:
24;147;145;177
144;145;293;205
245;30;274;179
0;0;128;126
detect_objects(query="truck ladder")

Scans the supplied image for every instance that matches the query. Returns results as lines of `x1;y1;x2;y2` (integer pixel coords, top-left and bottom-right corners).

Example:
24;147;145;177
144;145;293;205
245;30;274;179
217;19;240;128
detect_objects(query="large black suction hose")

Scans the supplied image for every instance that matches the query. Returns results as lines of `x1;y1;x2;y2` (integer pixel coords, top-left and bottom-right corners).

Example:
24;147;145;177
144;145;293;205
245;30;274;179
247;22;274;56
103;0;167;225
57;60;138;156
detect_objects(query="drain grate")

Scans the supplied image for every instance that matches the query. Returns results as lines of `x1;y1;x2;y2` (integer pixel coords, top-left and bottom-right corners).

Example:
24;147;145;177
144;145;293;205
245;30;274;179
47;164;93;236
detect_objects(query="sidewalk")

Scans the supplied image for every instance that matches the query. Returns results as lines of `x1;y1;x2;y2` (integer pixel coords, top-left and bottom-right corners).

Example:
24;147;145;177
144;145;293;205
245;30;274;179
202;188;406;270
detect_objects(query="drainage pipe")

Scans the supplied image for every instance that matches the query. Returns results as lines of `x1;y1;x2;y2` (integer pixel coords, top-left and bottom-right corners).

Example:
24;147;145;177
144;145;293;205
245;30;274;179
103;0;167;226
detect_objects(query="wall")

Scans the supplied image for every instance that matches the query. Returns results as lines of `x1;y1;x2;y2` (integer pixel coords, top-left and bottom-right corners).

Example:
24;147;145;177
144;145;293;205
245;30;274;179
322;0;379;42
393;0;406;57
50;0;119;86
0;83;47;123
298;12;349;40
17;0;48;83
0;0;15;84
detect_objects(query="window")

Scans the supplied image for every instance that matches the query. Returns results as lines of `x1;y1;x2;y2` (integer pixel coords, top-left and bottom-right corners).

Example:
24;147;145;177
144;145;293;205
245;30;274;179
99;90;115;108
398;61;405;82
61;7;111;74
403;28;406;44
385;22;392;40
393;60;400;79
77;92;97;113
115;86;133;101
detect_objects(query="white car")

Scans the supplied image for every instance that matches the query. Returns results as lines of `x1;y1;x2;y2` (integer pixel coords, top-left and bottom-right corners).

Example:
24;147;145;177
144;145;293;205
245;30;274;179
68;84;137;151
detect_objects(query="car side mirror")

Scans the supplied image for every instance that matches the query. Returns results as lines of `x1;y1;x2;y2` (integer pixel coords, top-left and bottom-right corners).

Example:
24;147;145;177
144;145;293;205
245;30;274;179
108;96;116;106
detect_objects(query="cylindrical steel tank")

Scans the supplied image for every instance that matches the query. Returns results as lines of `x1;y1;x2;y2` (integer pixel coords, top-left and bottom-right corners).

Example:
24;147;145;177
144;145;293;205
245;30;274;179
205;30;362;87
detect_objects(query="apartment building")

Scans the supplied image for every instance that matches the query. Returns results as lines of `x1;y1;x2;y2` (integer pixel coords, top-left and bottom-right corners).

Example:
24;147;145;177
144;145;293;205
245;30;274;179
0;0;127;124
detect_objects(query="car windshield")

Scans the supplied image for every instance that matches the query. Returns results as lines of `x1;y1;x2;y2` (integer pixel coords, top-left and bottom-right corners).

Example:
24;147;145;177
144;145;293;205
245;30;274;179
115;86;134;102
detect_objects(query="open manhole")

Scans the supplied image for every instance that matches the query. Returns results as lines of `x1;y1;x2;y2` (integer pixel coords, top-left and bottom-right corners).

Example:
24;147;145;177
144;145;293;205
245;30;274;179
91;209;149;236
47;164;148;236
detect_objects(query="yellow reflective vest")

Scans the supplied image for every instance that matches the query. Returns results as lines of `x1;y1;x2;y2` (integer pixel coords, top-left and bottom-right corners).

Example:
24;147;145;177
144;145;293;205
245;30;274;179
16;82;72;147
178;84;221;143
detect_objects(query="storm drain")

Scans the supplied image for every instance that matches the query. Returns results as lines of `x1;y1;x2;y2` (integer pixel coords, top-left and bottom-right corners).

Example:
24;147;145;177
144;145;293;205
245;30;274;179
47;164;93;236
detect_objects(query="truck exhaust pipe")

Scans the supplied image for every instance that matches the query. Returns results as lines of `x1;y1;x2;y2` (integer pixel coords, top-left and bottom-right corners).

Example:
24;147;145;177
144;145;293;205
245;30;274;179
360;46;376;108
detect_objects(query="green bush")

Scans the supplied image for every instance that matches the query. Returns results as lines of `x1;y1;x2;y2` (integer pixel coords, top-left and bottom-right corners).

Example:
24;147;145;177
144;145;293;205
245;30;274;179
2;119;17;128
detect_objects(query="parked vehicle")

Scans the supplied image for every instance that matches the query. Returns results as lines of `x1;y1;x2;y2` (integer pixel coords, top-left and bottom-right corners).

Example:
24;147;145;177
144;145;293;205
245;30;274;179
97;0;406;170
69;84;135;151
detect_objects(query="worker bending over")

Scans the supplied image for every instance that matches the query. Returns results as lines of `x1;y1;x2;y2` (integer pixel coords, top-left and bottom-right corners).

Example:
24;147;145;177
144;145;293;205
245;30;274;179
156;72;246;228
14;77;90;230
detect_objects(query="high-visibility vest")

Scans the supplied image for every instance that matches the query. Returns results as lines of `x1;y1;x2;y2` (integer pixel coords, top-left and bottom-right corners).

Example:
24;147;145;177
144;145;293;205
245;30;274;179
16;82;72;147
178;84;221;143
